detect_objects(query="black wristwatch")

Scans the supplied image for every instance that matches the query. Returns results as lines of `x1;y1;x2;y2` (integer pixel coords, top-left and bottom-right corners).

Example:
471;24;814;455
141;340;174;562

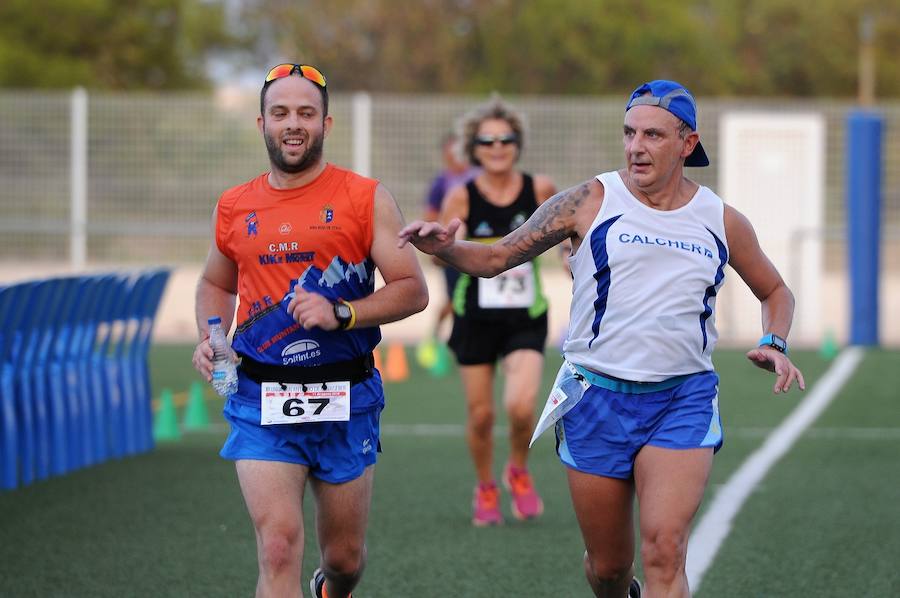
758;333;788;354
333;300;354;330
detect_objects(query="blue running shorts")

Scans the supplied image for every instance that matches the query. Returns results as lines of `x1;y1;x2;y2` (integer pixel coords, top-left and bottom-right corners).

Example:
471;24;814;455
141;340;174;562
555;369;722;479
220;399;382;484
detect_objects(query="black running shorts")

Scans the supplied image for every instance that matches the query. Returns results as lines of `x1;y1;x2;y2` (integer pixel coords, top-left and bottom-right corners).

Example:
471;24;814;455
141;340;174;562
448;312;548;365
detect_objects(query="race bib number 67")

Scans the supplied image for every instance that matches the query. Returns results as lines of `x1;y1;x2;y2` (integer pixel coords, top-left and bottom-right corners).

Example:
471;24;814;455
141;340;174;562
260;381;350;425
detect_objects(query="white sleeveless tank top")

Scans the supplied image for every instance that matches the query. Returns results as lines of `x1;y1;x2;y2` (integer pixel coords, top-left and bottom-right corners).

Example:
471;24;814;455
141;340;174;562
563;171;729;381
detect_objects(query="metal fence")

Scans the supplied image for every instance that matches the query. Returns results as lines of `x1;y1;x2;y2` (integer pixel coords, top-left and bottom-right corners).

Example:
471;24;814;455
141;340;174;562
0;89;897;269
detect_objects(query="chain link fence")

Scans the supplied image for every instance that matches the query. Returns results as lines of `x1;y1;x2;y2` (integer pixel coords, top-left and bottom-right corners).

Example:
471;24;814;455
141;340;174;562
1;89;898;345
2;89;897;267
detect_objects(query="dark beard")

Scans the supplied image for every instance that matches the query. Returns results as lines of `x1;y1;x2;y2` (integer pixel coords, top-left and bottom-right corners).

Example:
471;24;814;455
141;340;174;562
264;129;325;174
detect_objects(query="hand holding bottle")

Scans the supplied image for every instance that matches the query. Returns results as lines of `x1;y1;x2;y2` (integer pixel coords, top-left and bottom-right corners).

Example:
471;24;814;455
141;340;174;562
192;316;239;397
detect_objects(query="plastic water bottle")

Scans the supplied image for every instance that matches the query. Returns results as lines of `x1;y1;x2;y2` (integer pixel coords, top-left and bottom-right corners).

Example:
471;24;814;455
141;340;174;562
208;316;238;397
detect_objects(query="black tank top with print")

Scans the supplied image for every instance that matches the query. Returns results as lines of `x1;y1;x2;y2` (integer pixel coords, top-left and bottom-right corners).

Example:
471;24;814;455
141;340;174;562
453;173;548;320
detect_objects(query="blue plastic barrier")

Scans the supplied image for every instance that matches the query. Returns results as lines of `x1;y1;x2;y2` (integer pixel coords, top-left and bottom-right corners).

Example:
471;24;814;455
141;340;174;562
0;269;171;490
0;285;17;490
132;269;171;453
104;273;131;460
16;281;54;481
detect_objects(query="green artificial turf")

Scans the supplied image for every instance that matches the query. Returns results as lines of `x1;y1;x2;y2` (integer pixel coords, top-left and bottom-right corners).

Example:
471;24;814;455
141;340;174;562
1;346;896;597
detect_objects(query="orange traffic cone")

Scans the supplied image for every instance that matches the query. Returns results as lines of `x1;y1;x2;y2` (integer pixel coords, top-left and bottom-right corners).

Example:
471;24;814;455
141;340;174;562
384;343;409;382
373;346;383;372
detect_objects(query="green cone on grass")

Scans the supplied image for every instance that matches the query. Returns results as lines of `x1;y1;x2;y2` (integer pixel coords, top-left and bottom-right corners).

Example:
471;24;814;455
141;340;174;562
183;381;210;430
153;388;181;441
819;329;839;361
416;337;438;371
430;342;451;377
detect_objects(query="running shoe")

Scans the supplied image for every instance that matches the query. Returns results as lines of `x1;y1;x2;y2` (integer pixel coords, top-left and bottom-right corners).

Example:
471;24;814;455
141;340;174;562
309;567;352;598
502;463;544;520
472;481;503;526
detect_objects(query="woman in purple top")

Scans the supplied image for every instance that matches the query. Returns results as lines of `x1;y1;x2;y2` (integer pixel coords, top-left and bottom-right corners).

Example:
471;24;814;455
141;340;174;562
423;133;479;337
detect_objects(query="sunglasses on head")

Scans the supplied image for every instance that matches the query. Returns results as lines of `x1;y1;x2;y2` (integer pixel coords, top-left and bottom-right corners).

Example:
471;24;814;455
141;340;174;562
474;134;518;147
264;64;327;88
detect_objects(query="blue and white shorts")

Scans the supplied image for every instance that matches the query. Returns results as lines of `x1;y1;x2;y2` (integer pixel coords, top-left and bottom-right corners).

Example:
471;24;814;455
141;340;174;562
555;367;722;479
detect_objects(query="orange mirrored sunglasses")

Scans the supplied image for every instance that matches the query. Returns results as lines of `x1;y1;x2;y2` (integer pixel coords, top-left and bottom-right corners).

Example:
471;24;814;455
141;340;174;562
264;64;327;88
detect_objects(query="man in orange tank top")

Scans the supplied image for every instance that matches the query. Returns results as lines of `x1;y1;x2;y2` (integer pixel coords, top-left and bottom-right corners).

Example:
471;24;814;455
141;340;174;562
192;63;427;598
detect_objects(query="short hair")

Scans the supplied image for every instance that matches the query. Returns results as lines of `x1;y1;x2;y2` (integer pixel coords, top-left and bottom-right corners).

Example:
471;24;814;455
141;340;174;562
259;76;329;117
456;93;527;166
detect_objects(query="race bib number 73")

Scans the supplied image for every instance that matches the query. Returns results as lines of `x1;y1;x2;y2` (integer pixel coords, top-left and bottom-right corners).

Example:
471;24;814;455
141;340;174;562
478;261;535;308
260;381;350;425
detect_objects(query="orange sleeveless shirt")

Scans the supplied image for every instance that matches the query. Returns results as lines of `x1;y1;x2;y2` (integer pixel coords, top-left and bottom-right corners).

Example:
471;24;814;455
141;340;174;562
215;164;381;367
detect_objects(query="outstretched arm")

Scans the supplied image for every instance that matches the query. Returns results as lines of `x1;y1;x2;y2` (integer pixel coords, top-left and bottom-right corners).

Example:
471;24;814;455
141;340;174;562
398;179;597;277
725;204;805;394
356;183;429;325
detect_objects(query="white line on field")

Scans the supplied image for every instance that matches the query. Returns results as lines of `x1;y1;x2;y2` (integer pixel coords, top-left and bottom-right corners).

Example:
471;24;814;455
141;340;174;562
685;347;865;592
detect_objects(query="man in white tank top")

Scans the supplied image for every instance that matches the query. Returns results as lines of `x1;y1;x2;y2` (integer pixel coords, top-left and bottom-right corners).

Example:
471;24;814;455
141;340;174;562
399;79;804;598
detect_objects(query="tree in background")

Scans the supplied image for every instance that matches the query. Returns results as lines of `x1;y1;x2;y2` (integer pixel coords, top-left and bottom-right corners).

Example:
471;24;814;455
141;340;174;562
724;0;899;98
0;0;240;89
237;0;900;98
2;0;898;97
233;0;485;93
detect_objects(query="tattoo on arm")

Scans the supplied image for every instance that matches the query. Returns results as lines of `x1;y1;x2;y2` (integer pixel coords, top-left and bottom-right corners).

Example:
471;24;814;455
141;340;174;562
498;182;591;269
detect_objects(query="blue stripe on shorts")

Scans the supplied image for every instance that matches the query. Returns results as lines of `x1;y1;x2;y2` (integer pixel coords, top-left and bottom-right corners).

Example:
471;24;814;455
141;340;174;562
555;370;722;479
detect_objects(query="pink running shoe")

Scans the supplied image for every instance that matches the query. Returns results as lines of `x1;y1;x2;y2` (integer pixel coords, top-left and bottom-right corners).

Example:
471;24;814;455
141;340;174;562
472;481;503;527
503;463;544;520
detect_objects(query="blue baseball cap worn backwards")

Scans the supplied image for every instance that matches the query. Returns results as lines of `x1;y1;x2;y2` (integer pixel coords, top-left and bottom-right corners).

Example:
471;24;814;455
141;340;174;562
626;79;709;167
